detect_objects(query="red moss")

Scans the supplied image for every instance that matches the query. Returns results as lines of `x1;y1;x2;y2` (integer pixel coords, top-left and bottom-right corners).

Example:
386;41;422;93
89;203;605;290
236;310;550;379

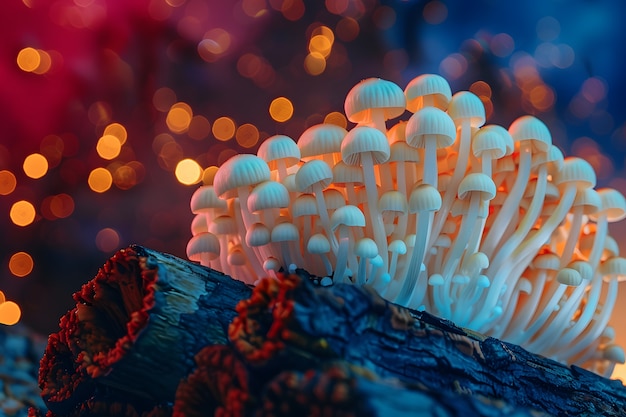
173;345;252;417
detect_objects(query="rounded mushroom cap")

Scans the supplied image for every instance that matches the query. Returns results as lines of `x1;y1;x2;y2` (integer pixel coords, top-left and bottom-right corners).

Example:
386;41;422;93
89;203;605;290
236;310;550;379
378;190;408;216
566;260;593;281
271;222;300;242
213;154;271;199
186;232;220;261
531;145;564;174
556;267;582;286
553;157;596;191
472;126;509;160
447;91;486;128
404;73;452;112
246;223;271;247
388;239;407;254
324;188;346;210
344;78;406;123
191;185;227;214
457;173;496;201
572;187;602;216
589;188;626;222
341;126;390;166
228;246;248;266
332;161;365;185
292;194;318;217
389;141;420;163
248;180;290;212
409;184;442;213
295;159;333;192
405;107;456;149
209;215;238;235
477;125;514;156
355;237;379;258
508;115;552;153
257;135;301;169
298;123;347;159
307;233;331;254
600;257;626;282
603;344;626;364
330;205;366;229
387;120;407;144
191;214;208;236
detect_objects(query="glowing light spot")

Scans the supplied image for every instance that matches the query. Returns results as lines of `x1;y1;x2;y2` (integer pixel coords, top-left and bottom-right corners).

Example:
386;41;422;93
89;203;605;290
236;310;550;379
490;33;515;57
269;97;294;122
9;252;34;277
529;84;555;111
581;77;607;103
88;167;113;193
175;158;203;185
188;115;211;140
280;0;305;21
112;164;137;190
235;123;260;148
202;166;219;185
0;301;21;326
241;0;268;17
50;193;75;218
0;170;17;195
439;53;467;80
32;49;52;74
96;135;122;160
304;52;327;75
325;0;348;15
23;153;48;179
0;291;4;304
309;34;333;57
153;87;177;112
198;28;231;62
10;200;36;227
423;0;447;24
17;47;40;72
167;102;193;134
158;141;184;170
470;81;492;99
96;228;120;253
336;17;359;42
212;117;236;141
103;123;128;145
311;25;334;43
324;111;347;128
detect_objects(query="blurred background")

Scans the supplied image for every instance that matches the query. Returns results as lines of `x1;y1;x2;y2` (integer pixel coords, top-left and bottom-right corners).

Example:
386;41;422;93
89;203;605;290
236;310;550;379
1;0;625;363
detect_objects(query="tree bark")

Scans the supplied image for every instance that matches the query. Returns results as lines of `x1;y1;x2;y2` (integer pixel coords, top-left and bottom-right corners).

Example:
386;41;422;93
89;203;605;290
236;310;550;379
35;245;626;417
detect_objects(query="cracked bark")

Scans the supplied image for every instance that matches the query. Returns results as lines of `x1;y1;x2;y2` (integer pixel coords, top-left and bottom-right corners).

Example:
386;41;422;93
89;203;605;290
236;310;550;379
36;246;626;417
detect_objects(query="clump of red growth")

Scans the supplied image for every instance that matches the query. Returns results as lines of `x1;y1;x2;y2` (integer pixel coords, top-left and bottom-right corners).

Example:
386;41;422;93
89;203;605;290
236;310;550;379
173;345;252;417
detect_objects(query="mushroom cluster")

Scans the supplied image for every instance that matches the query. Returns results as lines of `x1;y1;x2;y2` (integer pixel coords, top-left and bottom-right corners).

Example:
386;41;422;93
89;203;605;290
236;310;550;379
187;75;626;376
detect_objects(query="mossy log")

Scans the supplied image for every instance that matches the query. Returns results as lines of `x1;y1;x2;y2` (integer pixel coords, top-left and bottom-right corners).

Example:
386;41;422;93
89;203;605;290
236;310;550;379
35;245;626;417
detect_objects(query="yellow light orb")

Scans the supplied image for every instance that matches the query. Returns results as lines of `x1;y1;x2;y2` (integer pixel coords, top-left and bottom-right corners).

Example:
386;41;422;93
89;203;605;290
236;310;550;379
103;123;128;145
9;252;34;277
269;97;294;122
167;103;193;134
16;47;40;72
0;170;17;195
212;117;236;141
175;158;203;185
96;135;122;160
0;301;21;326
10;200;36;226
23;153;48;179
88;167;113;193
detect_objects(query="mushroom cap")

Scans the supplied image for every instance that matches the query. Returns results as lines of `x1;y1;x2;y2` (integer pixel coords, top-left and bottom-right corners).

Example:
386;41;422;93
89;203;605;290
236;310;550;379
478;125;514;155
344;78;406;123
213;154;271;199
532;251;560;270
603;345;626;364
600;257;626;282
556;267;582;286
248;180;290;213
552;157;596;191
292;194;318;217
404;73;452;112
409;184;442;213
378;190;408;216
457;173;496;201
566;260;593;281
508;115;552;153
405;107;456;149
246;223;271;247
228;246;248;266
355;237;379;258
387;120;407;144
324;188;346;210
190;185;227;214
531;144;564;173
257;135;301;169
209;215;238;235
263;257;281;272
472;126;509;160
271;222;300;242
341;126;390;166
307;233;331;254
388;239;407;254
572;187;602;216
389;141;420;163
589;188;626;222
191;214;208;236
332;161;365;185
295;159;333;192
298;124;347;159
447;91;486;128
330;205;366;229
186;232;220;261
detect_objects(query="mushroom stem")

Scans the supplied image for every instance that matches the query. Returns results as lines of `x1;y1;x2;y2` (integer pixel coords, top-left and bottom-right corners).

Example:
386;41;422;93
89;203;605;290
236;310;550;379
233;199;265;277
313;184;338;253
395;212;432;305
361;152;389;272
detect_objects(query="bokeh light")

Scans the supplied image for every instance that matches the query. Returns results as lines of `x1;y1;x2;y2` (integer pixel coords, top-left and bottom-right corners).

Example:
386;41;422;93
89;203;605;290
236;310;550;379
88;167;113;193
10;200;36;227
96;135;122;160
212;117;236;141
23;153;49;179
0;170;17;195
269;97;294;122
0;301;21;326
175;158;202;185
9;252;34;277
95;228;120;252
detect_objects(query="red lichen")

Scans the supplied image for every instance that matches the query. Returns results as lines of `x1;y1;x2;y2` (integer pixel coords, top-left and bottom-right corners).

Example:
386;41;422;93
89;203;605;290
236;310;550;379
173;345;252;417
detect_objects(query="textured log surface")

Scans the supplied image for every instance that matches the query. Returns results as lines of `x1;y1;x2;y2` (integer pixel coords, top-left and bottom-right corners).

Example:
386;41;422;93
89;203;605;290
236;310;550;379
34;245;626;417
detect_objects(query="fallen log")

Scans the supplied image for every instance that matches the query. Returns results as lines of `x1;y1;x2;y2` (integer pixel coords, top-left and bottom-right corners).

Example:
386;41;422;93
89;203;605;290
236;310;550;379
34;245;626;416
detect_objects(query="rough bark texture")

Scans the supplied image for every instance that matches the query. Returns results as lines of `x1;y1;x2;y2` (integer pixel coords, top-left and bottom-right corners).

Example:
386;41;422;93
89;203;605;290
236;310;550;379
34;245;626;417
